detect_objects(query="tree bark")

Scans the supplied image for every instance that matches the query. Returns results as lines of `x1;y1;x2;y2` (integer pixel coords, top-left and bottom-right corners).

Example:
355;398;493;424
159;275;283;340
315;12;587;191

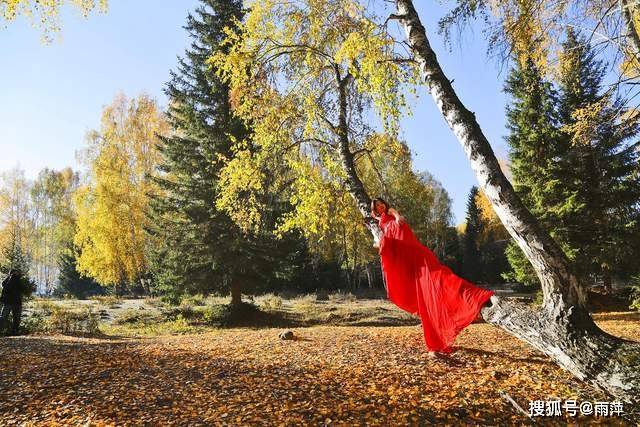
392;0;640;407
621;0;640;59
334;67;384;244
230;280;242;307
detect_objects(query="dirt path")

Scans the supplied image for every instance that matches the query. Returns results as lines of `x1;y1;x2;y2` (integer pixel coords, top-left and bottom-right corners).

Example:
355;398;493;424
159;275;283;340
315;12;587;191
0;313;637;426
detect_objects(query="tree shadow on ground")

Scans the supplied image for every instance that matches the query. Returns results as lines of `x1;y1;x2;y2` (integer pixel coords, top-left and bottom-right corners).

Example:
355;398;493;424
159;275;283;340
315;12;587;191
209;302;420;329
460;347;550;365
591;311;640;322
0;334;539;426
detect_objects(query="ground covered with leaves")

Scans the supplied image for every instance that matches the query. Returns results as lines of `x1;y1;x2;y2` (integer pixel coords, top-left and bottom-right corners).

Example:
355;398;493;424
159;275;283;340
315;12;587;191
1;309;638;426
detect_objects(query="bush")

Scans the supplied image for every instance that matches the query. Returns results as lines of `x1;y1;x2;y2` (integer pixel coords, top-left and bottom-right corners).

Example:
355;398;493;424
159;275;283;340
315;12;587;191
20;310;47;334
202;305;226;325
47;306;99;335
31;299;57;314
113;308;160;325
351;287;385;300
328;290;357;303
291;293;316;308
162;302;198;321
259;294;283;310
146;297;167;309
180;294;206;307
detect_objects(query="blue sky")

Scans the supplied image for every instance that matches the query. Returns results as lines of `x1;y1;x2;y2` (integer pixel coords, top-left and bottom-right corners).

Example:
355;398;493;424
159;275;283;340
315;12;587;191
0;0;511;226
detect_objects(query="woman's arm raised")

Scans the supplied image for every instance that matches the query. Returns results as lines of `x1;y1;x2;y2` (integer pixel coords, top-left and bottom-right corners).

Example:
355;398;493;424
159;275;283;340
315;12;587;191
388;208;405;223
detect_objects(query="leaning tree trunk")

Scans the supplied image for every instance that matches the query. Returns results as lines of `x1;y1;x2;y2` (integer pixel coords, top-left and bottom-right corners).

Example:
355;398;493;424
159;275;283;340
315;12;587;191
333;66;384;244
391;0;640;408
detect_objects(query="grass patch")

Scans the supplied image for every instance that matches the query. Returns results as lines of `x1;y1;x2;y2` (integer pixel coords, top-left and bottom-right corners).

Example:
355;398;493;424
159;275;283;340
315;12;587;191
180;294;207;307
101;316;205;337
113;308;162;325
328;290;357;303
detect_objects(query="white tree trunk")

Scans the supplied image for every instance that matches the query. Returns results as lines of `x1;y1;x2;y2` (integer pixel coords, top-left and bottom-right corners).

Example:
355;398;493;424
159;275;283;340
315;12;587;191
393;0;640;409
621;0;640;58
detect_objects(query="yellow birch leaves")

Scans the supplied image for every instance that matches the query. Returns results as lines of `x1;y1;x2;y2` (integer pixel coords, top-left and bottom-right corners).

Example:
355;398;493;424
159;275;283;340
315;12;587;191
209;0;419;246
73;93;168;287
1;0;107;41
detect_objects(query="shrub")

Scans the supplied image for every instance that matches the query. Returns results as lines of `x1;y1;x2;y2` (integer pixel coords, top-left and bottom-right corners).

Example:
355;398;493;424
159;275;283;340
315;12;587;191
162;302;197;321
259;294;283;310
20;310;47;334
48;306;99;335
31;299;58;314
146;297;167;309
202;305;226;325
180;294;206;307
113;308;160;325
328;290;357;303
291;293;316;308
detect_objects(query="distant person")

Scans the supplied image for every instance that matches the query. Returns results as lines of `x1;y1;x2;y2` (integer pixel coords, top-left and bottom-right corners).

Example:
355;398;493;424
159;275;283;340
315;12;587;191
371;197;495;356
0;269;24;336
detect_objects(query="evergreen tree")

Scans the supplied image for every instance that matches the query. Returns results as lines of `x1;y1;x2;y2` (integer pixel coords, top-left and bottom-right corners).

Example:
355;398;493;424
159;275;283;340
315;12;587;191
146;0;306;304
555;29;640;289
462;186;483;281
502;31;640;289
54;243;104;299
501;54;561;286
0;228;36;299
443;225;464;276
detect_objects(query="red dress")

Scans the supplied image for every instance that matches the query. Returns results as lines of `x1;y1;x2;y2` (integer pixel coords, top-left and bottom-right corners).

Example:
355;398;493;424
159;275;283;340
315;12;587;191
378;211;494;353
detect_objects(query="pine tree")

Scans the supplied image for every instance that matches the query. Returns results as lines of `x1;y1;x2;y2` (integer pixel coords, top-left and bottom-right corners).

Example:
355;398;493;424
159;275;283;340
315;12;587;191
55;243;104;299
555;28;640;289
462;186;483;281
502;30;640;289
146;0;306;304
501;54;561;286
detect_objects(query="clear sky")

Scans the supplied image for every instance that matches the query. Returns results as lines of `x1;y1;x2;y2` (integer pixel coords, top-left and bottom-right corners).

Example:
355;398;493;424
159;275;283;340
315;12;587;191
0;0;511;226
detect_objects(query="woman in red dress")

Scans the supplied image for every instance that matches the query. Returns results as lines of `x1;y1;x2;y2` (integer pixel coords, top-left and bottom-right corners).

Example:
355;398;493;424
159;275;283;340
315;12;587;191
371;197;495;356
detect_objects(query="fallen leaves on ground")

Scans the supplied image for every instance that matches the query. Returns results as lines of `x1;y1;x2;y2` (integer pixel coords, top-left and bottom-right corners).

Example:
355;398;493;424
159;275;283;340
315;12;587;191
0;312;637;426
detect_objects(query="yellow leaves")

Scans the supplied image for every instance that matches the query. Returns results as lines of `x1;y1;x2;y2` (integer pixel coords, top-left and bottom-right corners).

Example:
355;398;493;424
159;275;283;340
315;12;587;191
560;97;608;147
475;188;510;244
74;93;168;286
215;148;266;235
3;313;634;424
486;0;559;71
1;0;107;42
209;0;426;270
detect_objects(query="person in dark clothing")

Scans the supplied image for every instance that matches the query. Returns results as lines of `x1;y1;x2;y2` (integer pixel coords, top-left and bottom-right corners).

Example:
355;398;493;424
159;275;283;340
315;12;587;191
0;269;24;335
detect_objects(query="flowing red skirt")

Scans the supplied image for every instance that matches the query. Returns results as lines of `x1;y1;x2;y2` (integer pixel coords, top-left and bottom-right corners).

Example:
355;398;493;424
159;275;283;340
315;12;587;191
378;213;494;353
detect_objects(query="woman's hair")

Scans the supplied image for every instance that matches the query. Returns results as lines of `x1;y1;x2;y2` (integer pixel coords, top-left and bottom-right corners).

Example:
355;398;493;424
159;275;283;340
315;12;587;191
371;197;389;218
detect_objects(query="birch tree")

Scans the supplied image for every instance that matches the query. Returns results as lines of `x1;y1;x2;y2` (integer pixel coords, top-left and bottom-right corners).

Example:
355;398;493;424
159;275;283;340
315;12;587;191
74;93;168;291
391;0;639;407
